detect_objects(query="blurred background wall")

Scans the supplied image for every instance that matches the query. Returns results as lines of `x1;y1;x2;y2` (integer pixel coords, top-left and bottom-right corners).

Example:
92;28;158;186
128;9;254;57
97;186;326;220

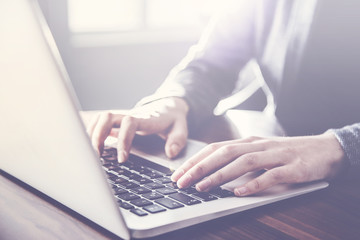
38;0;221;110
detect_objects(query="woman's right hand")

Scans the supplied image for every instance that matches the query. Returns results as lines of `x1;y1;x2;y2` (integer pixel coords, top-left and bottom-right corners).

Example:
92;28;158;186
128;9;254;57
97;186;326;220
84;97;189;162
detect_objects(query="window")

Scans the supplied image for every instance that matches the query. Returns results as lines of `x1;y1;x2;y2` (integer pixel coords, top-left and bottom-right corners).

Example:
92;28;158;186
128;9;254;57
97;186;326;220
68;0;228;33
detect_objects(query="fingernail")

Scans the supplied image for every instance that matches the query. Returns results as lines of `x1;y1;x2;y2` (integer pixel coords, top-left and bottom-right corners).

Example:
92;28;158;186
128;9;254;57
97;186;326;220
196;178;211;192
118;150;127;163
177;173;192;188
235;187;248;196
171;168;184;182
170;143;180;158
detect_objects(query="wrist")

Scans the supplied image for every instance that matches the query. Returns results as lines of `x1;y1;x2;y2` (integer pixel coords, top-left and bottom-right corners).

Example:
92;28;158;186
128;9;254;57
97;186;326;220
322;132;348;178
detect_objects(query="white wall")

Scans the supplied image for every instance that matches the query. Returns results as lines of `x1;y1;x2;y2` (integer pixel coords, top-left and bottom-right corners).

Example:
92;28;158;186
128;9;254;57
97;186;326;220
64;42;195;110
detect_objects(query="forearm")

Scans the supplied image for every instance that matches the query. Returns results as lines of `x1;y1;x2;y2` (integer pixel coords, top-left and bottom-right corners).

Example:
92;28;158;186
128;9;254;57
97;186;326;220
159;61;243;129
138;2;257;129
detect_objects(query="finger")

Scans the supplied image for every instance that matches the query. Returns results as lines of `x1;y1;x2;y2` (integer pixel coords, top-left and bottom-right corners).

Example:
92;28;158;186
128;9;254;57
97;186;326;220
117;112;179;162
176;141;269;189
195;149;283;192
234;167;290;196
117;115;139;162
164;118;188;159
86;113;100;139
176;144;242;188
171;142;223;182
171;137;263;182
91;112;115;155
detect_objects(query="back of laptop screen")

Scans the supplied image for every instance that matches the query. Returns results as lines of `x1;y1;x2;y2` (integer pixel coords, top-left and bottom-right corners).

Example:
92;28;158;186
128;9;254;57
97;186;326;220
0;0;129;238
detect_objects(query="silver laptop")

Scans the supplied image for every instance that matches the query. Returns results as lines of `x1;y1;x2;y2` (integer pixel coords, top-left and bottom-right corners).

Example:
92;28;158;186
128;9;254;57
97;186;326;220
0;0;328;239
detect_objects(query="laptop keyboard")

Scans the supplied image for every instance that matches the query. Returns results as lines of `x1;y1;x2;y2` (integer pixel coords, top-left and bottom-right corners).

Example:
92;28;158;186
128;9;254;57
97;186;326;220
101;147;234;217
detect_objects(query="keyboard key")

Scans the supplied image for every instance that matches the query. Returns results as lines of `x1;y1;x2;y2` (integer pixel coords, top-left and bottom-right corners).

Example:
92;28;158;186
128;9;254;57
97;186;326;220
155;176;172;184
144;182;164;189
131;186;152;194
104;165;121;172
129;154;172;175
106;172;118;180
118;169;141;179
114;188;128;195
169;193;201;205
103;155;117;161
137;178;153;184
119;182;140;189
155;198;184;209
117;192;140;201
144;171;163;179
142;192;164;200
179;187;197;194
125;172;143;180
209;188;234;198
120;202;134;210
130;198;153;207
112;168;132;177
103;162;114;167
130;208;148;216
192;192;218;201
102;149;117;158
166;182;179;189
156;187;178;195
121;161;136;170
132;165;151;174
143;204;166;214
110;177;128;184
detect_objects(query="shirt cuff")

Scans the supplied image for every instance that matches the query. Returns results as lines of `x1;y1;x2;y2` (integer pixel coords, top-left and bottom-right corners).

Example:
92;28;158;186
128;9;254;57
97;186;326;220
329;123;360;166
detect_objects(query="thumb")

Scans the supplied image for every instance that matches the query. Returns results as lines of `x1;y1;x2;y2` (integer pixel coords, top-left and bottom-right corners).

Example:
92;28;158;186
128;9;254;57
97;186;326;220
164;120;188;159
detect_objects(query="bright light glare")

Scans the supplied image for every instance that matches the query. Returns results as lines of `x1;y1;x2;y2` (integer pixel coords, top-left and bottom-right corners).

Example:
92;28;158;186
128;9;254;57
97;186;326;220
68;0;231;33
68;0;142;32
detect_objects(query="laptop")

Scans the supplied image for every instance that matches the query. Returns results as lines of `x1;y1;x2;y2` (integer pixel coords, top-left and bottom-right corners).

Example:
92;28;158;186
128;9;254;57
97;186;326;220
0;0;328;239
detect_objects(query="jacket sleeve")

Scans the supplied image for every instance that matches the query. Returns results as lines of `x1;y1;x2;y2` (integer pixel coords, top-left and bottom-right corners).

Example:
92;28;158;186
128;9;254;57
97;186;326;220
331;123;360;166
137;1;257;129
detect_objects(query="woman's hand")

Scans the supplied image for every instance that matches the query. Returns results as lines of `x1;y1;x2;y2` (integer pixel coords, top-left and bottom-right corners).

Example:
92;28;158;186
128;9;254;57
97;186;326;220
171;133;346;196
84;97;189;162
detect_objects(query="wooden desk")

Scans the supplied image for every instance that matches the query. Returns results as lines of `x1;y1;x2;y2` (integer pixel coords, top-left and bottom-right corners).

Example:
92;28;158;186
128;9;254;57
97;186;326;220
1;111;360;240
